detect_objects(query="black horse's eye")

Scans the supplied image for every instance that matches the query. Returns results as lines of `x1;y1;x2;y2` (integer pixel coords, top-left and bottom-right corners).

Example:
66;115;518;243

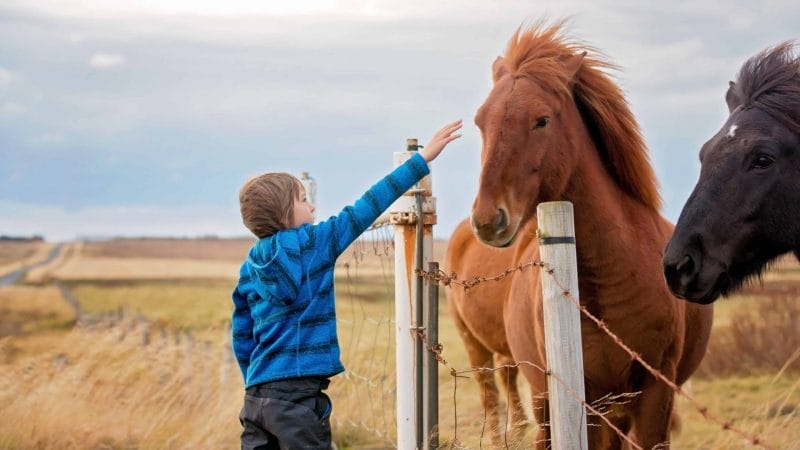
751;154;774;169
532;116;550;130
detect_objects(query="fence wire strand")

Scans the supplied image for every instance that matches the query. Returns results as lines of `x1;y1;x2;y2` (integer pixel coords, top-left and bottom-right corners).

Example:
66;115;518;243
417;261;773;449
335;226;398;447
337;223;776;448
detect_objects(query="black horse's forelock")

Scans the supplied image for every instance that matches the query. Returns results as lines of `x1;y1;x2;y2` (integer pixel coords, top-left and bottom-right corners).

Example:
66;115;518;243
732;41;800;134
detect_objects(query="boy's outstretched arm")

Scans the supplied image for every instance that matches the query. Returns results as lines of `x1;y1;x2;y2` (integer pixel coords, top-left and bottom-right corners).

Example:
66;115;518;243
311;120;462;262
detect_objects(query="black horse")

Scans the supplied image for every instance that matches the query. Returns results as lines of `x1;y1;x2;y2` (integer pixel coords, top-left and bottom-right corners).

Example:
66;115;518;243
664;42;800;304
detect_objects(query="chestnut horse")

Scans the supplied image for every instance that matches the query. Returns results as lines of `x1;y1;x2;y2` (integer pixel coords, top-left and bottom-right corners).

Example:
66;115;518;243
446;23;713;449
664;42;800;304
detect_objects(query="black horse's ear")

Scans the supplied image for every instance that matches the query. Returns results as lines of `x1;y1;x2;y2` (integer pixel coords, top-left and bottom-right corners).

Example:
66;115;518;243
725;81;742;113
492;56;508;83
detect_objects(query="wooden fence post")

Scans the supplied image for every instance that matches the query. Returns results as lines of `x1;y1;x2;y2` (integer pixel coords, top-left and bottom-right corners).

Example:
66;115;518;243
537;201;588;450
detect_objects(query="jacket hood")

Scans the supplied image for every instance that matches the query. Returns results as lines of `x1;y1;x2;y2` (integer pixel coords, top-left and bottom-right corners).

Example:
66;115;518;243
244;230;303;305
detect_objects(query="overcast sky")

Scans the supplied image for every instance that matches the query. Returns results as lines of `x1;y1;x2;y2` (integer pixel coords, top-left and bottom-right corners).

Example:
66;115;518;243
1;0;798;241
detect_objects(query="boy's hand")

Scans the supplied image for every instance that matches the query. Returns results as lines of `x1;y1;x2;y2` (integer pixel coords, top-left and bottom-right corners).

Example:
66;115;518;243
420;119;462;162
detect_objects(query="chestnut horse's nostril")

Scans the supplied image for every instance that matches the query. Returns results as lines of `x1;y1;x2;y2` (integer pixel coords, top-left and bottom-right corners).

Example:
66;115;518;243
495;209;508;232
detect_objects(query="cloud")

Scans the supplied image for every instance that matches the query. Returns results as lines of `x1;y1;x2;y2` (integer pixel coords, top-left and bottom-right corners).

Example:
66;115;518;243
28;131;66;145
2;0;799;240
89;52;126;69
0;200;246;242
0;66;15;89
0;101;26;118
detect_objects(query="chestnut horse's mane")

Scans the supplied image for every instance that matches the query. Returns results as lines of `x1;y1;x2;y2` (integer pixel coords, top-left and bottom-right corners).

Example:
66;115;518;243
502;22;661;211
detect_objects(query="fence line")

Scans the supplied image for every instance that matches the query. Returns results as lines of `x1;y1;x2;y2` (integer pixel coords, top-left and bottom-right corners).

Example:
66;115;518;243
414;325;644;449
33;231;789;447
334;226;399;447
416;262;772;449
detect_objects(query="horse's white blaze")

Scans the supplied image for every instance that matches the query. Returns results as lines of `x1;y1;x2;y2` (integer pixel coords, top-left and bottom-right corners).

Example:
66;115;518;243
726;124;738;138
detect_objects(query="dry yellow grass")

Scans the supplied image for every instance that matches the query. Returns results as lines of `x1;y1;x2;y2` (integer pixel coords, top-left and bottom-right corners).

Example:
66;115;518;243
0;285;76;364
2;237;798;449
0;285;75;334
23;242;81;283
82;238;254;261
0;241;55;277
0;241;41;266
2;285;797;449
70;280;235;331
674;375;800;449
0;321;242;449
33;255;240;282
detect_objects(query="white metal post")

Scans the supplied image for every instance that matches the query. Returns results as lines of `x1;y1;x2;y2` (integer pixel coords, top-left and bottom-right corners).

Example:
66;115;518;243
299;172;317;209
537;201;589;450
390;139;435;449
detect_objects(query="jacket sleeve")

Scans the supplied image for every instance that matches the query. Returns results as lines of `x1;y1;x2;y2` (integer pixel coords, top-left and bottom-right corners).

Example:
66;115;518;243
310;152;429;263
231;284;256;381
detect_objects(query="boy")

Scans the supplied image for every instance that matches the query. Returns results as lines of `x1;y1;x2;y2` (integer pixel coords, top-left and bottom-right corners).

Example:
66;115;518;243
233;120;462;449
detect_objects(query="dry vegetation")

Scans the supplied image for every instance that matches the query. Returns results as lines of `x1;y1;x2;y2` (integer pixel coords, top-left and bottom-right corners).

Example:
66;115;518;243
81;238;254;261
1;237;798;449
0;318;240;449
0;241;54;276
0;241;41;266
697;292;800;378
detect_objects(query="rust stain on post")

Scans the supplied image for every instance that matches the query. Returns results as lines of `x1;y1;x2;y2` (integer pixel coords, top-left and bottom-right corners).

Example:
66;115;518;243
402;226;417;335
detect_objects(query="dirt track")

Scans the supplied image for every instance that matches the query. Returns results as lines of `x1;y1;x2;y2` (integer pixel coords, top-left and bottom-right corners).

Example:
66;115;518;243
0;244;63;286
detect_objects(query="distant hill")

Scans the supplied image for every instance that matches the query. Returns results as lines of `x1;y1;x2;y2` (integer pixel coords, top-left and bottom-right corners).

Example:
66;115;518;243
0;235;44;242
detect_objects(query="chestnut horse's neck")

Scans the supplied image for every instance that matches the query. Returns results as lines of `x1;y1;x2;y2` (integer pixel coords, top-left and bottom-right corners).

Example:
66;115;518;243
556;108;671;292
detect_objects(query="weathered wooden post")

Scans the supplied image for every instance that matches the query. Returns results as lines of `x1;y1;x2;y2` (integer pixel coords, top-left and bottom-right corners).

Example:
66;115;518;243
390;138;436;449
536;201;588;450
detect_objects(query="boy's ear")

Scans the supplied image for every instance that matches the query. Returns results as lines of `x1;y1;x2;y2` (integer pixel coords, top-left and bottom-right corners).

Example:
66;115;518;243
492;56;508;83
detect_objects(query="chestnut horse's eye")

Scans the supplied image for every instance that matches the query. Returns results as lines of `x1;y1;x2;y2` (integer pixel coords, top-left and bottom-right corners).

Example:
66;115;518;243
532;116;550;130
751;154;774;169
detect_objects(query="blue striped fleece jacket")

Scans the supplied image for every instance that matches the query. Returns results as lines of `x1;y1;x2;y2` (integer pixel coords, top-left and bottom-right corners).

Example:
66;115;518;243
232;152;430;387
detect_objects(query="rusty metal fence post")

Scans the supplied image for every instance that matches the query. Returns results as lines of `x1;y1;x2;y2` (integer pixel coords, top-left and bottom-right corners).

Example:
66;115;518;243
390;138;436;449
423;261;440;449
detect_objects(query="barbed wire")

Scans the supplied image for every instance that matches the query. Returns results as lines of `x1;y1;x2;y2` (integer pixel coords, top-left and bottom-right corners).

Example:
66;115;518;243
339;228;775;448
415;327;645;450
417;260;547;291
416;262;772;449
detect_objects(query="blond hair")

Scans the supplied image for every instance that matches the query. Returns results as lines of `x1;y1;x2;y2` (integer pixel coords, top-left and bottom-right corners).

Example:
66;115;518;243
239;172;302;238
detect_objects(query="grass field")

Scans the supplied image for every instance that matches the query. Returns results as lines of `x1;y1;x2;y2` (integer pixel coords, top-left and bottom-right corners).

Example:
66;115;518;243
0;241;42;267
1;236;798;449
0;241;54;276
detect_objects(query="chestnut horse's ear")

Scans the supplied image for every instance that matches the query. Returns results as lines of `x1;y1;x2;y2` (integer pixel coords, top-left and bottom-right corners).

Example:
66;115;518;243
725;80;742;113
562;51;587;80
492;56;508;83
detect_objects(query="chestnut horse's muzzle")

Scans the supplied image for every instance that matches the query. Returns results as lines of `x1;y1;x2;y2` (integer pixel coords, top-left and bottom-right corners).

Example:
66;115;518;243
470;207;515;247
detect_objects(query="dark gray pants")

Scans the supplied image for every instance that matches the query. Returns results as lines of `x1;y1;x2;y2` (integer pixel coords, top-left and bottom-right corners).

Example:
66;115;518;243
239;377;332;450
